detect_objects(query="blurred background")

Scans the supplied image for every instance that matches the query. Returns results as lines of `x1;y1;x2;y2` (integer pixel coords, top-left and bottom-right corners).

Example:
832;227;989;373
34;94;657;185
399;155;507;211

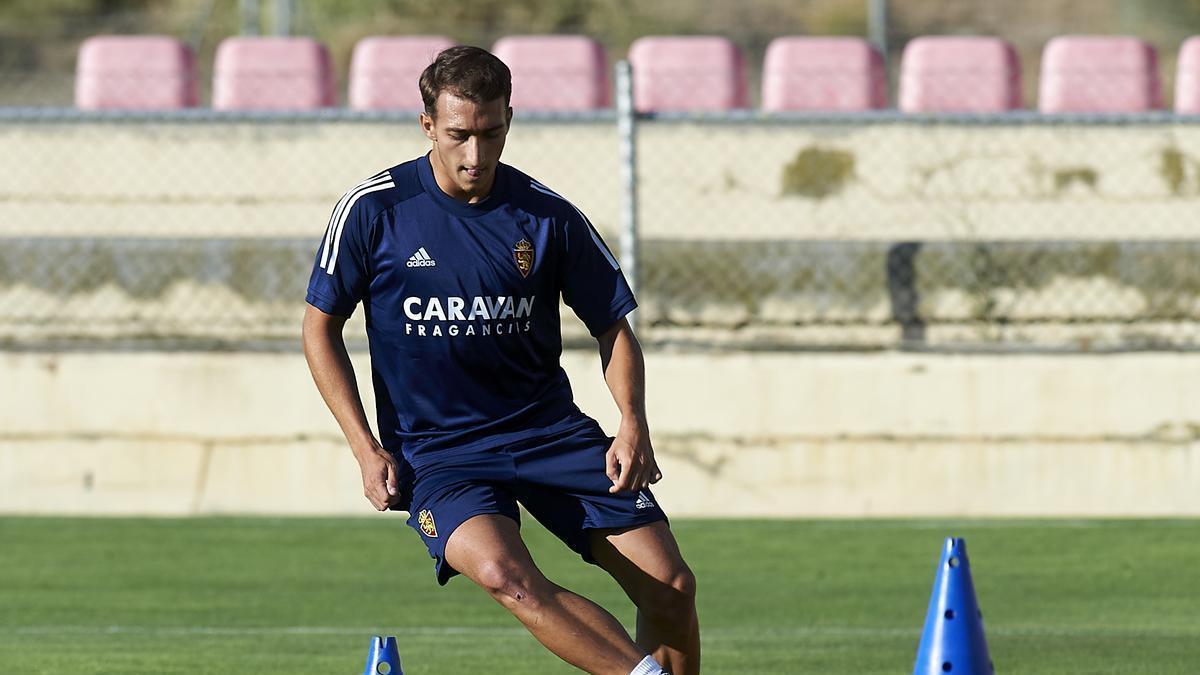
1;0;1198;519
5;5;1200;673
9;0;1200;105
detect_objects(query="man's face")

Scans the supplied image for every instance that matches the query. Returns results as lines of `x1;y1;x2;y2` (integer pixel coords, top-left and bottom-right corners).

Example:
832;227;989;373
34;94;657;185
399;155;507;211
421;91;512;202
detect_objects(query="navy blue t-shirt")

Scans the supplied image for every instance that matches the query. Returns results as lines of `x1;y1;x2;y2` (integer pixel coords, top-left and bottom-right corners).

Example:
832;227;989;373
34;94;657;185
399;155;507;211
306;155;636;463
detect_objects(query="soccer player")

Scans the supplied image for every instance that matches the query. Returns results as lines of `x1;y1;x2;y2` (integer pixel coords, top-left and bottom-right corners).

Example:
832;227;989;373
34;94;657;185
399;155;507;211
302;46;700;675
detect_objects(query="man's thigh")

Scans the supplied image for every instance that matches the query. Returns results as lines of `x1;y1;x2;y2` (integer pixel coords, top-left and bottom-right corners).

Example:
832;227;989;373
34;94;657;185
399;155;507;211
442;513;541;588
588;521;694;601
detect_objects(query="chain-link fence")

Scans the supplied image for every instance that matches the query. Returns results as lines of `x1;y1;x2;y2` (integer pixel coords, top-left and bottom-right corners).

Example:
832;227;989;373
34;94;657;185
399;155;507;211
1;105;1199;352
633;112;1200;351
0;108;621;350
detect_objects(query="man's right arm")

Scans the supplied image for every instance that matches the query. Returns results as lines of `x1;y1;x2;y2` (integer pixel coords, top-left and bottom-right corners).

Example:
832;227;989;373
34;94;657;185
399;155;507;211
301;304;401;511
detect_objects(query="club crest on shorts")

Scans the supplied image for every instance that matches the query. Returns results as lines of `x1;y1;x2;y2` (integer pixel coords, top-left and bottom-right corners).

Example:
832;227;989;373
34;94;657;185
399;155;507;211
513;239;534;278
418;509;438;538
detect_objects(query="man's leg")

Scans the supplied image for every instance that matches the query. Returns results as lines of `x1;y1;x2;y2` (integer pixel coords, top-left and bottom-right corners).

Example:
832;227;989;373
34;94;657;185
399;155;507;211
444;513;651;675
590;521;700;675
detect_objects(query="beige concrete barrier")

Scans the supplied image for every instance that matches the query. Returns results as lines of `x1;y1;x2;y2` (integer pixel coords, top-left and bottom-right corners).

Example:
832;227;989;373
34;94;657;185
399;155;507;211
0;120;619;238
2;350;1198;516
2;119;1197;241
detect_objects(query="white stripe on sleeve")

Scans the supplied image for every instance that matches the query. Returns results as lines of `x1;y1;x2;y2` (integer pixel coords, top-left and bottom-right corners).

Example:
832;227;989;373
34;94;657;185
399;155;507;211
320;172;391;269
325;180;395;275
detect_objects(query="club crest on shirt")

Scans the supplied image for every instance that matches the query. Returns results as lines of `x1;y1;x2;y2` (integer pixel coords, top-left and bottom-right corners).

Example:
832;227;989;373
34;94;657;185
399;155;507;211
513;239;534;278
418;509;438;538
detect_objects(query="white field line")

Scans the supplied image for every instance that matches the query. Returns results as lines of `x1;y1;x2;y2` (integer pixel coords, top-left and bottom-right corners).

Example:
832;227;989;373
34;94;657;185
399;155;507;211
798;519;1200;530
2;625;1197;639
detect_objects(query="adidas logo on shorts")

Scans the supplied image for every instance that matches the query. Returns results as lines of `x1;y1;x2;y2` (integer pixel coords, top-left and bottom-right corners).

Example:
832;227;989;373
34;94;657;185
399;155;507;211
635;491;655;510
406;247;437;268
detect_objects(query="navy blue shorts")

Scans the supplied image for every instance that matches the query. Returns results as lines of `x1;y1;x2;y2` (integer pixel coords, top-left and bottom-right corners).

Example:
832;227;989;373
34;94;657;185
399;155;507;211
402;420;668;585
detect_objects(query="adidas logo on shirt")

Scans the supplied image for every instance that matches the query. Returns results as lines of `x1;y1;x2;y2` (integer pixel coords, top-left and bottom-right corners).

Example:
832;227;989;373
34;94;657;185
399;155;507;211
406;247;437;268
635;491;655;510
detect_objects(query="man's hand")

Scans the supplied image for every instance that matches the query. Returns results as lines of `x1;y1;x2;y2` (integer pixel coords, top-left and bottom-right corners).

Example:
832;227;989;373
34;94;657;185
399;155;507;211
605;418;663;494
354;442;402;511
304;305;403;512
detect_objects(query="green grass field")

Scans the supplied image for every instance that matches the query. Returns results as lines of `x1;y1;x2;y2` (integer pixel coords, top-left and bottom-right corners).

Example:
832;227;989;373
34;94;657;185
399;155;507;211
0;517;1197;674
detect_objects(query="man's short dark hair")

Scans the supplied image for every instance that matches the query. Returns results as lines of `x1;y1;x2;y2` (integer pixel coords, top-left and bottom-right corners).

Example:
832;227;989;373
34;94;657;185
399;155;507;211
419;46;512;118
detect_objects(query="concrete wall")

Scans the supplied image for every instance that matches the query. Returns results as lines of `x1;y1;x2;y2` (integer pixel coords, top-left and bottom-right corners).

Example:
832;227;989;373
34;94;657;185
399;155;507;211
637;121;1200;240
3;118;1199;241
0;120;619;238
2;350;1197;517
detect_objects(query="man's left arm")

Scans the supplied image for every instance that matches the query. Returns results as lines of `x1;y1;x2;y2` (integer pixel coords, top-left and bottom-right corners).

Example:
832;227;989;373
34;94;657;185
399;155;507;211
597;317;662;494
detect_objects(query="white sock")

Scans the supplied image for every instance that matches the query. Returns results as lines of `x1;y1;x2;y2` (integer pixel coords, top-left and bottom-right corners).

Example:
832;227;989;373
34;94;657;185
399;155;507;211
629;655;668;675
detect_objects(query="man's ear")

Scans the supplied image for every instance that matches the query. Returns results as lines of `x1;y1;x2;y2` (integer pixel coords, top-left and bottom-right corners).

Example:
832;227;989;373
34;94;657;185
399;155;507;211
420;112;436;142
506;106;513;128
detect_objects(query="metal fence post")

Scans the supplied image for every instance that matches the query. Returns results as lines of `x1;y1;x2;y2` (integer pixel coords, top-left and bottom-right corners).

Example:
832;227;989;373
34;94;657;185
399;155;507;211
240;0;260;36
868;0;889;102
615;59;639;332
273;0;293;36
868;0;889;65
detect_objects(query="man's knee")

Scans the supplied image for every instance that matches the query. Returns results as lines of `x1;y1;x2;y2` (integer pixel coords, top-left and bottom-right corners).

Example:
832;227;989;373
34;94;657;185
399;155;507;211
473;559;547;612
636;565;697;622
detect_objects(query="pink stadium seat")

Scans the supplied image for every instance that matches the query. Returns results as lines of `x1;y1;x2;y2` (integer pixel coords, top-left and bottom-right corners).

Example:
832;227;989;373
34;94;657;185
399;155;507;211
1038;36;1162;113
762;37;886;112
899;36;1022;112
349;36;456;110
213;37;335;110
628;36;749;112
492;35;611;111
1175;37;1200;114
75;35;197;110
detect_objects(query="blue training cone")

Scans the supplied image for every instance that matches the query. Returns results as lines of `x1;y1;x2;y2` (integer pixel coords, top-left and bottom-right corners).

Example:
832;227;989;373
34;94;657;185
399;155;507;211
362;635;404;675
913;537;993;675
